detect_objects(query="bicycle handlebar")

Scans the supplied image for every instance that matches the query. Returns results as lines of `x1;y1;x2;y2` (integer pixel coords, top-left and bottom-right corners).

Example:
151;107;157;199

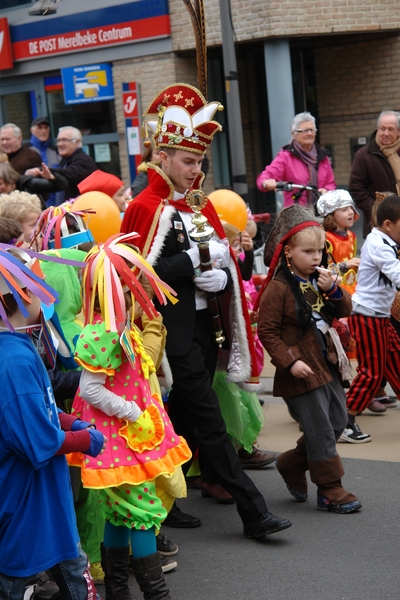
275;181;318;193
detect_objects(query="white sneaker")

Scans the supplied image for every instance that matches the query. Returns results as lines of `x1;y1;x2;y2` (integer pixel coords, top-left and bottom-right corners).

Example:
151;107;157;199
339;420;372;444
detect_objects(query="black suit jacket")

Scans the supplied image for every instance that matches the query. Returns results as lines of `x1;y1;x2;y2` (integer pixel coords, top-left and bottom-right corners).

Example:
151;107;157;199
153;210;230;356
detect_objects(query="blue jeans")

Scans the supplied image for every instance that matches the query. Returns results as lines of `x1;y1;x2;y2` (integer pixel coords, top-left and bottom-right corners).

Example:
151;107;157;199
0;543;100;600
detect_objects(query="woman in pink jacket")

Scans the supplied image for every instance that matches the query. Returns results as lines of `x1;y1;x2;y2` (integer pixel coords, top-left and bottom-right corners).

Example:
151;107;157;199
257;112;336;209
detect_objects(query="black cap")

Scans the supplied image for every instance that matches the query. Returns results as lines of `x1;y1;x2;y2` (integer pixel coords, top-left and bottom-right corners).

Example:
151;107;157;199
31;116;50;127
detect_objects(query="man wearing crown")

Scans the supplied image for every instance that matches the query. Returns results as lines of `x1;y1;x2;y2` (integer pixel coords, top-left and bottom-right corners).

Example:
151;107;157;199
121;83;291;540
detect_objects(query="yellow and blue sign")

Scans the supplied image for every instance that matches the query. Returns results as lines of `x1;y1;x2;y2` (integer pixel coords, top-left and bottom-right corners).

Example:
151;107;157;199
61;63;114;105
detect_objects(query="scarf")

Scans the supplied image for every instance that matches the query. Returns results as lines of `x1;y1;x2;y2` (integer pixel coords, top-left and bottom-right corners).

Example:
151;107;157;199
299;280;353;380
293;140;318;204
29;134;50;164
378;136;400;189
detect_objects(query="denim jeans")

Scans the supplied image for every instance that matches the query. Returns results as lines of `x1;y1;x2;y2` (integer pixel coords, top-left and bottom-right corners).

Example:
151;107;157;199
0;543;100;600
0;575;37;600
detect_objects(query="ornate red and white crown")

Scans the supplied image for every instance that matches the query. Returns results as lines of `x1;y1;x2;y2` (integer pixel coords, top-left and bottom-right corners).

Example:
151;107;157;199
143;83;223;154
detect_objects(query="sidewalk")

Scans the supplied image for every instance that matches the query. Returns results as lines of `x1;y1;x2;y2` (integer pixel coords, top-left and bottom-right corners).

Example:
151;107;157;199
258;351;400;462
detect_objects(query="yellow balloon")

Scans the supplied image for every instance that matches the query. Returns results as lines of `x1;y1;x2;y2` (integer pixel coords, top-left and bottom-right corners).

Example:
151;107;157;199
208;189;248;231
72;191;121;243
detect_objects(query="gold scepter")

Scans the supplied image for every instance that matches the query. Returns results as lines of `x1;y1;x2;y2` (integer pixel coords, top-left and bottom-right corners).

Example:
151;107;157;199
186;189;225;347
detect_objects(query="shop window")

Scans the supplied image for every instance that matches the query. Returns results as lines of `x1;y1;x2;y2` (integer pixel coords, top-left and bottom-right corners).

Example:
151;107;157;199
46;90;116;136
290;46;319;137
1;91;33;138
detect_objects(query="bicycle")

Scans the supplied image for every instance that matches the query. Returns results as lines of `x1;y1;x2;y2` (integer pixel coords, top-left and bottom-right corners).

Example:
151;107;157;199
275;180;320;205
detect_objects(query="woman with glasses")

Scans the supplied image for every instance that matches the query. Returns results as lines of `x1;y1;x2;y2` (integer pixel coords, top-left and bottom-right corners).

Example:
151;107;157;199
257;112;336;209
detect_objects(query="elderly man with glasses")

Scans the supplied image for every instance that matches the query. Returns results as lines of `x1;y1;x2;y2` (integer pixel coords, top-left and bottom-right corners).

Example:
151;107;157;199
257;111;336;210
28;126;97;204
349;110;400;238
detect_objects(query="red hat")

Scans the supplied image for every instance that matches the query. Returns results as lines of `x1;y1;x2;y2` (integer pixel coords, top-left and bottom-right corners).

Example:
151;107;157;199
143;83;223;154
77;170;124;198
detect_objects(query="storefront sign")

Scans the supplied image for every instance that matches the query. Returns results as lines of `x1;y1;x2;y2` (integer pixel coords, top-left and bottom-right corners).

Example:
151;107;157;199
61;63;114;104
122;82;143;183
10;1;170;61
0;18;13;70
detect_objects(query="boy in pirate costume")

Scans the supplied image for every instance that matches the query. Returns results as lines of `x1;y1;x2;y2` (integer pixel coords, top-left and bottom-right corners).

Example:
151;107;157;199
257;205;361;513
121;84;291;539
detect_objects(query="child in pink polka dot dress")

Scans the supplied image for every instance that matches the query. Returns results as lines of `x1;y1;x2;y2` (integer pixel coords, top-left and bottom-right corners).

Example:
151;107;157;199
69;234;191;600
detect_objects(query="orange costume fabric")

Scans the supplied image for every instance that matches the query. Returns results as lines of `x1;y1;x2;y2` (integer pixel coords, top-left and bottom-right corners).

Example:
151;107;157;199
326;230;357;295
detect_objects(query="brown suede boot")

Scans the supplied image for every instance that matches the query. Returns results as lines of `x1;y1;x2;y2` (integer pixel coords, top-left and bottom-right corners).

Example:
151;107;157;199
130;552;171;600
309;455;361;513
276;435;309;500
101;544;139;600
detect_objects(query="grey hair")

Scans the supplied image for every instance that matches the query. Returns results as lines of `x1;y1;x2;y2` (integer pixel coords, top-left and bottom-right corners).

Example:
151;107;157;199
0;123;22;138
58;126;82;146
291;112;316;134
377;110;400;129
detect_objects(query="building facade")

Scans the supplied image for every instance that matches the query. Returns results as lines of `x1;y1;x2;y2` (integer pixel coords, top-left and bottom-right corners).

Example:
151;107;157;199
1;0;400;221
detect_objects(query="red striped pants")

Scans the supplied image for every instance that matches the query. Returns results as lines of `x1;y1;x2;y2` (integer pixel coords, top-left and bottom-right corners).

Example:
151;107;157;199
346;314;400;413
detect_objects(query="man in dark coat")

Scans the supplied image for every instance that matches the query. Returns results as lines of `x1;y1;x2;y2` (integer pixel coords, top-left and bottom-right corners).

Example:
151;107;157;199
349;110;400;237
50;126;97;202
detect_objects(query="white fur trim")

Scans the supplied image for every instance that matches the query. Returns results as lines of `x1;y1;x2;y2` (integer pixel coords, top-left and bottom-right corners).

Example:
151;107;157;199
146;205;176;266
226;255;251;383
239;380;267;393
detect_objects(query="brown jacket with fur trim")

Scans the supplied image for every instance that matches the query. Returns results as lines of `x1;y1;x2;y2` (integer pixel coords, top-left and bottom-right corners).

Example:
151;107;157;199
258;271;352;398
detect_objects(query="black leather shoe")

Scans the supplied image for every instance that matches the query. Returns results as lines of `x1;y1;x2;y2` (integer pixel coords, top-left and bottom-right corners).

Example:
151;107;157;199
243;511;292;539
163;503;201;528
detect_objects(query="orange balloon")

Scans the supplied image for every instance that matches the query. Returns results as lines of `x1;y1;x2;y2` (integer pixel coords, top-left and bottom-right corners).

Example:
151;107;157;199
72;191;121;244
208;189;248;231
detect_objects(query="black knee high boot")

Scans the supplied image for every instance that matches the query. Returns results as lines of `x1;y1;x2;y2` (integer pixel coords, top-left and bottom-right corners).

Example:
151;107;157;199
101;543;139;600
130;552;171;600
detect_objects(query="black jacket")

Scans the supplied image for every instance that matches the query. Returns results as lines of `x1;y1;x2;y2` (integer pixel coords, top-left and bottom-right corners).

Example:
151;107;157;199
17;173;68;209
153;210;230;356
51;148;97;200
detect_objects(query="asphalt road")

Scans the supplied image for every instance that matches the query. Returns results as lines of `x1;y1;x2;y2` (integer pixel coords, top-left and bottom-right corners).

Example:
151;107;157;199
97;388;400;600
156;458;400;600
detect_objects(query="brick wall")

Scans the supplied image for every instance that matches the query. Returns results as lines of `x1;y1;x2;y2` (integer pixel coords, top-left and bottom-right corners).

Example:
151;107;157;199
170;0;400;52
315;35;400;186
